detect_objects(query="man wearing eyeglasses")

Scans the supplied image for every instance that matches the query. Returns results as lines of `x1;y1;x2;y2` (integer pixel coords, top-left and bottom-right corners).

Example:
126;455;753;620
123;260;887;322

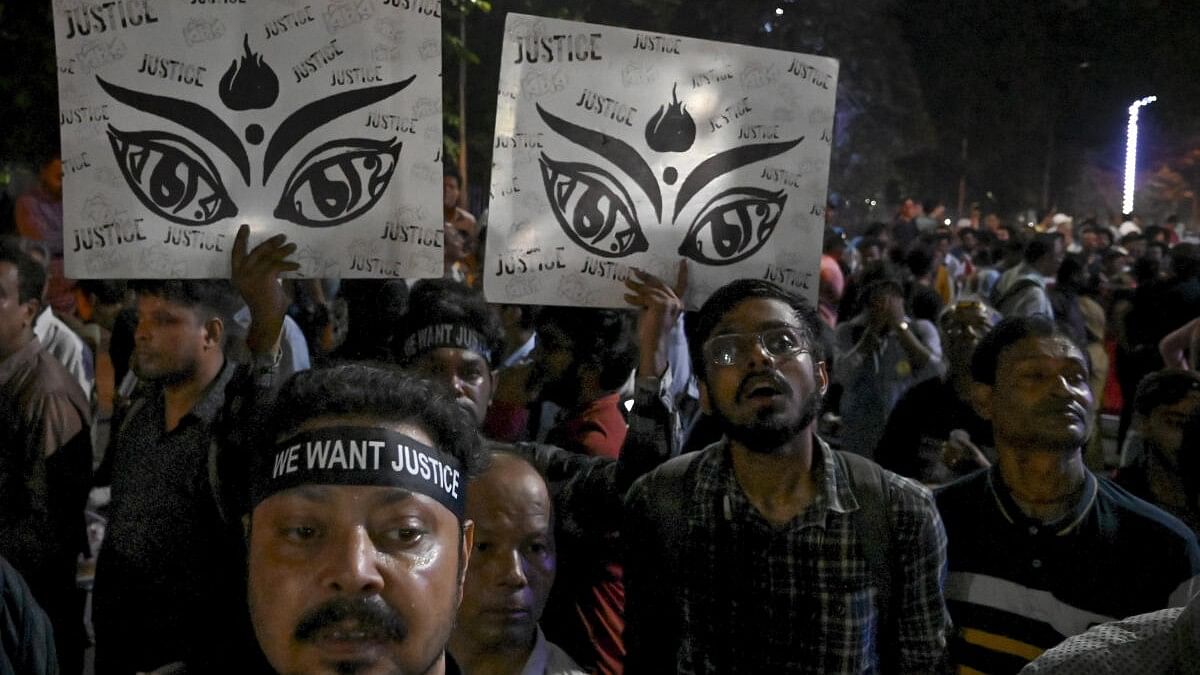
623;279;950;674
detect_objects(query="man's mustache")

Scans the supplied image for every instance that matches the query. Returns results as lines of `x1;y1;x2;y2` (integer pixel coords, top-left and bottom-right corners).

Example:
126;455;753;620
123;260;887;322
294;596;408;643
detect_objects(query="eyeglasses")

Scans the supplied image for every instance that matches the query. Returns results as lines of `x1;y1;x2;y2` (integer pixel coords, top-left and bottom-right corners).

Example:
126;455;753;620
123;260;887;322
703;326;809;367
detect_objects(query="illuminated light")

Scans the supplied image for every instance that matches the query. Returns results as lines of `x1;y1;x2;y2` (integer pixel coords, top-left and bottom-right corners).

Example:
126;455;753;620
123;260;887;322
775;7;784;14
944;218;952;226
1123;95;1157;215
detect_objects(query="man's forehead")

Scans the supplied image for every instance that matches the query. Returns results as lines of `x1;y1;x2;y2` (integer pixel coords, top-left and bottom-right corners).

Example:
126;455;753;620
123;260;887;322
1003;335;1087;366
417;346;488;368
714;297;796;332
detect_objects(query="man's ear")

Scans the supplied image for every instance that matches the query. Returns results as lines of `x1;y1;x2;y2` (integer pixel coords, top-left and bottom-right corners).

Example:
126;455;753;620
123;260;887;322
20;298;40;329
457;520;474;606
203;316;225;350
970;382;994;421
698;381;713;415
814;360;830;396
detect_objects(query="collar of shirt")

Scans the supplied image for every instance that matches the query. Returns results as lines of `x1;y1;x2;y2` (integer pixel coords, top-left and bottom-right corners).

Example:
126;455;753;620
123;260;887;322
143;357;236;431
0;337;43;387
710;434;858;532
502;333;537;369
985;465;1098;535
518;626;551;675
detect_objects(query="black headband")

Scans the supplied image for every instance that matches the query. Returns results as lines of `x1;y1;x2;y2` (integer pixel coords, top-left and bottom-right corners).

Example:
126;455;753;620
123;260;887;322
401;323;493;365
251;426;466;520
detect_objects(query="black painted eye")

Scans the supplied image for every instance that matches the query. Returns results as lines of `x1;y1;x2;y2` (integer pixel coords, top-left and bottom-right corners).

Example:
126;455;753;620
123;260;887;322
678;188;786;266
538;154;649;258
275;138;401;228
106;126;237;226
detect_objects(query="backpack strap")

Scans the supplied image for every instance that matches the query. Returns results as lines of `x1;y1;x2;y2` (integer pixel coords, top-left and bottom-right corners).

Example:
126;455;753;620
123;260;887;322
837;450;898;672
992;277;1042;313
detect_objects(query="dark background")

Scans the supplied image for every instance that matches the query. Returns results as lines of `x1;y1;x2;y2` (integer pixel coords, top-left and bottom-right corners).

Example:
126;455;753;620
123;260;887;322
5;0;1198;227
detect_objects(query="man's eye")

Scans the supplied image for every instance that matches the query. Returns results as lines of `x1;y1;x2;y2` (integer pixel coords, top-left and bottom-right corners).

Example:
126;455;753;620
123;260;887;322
679;188;786;266
275;138;401;228
538;154;649;258
107;126;237;226
281;525;319;543
383;528;424;545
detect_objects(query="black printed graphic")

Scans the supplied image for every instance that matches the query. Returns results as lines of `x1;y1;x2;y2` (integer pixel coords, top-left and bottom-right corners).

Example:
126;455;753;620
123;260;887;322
537;104;801;265
220;35;280;111
106;126;237;226
97;68;415;228
644;83;695;153
276;138;402;227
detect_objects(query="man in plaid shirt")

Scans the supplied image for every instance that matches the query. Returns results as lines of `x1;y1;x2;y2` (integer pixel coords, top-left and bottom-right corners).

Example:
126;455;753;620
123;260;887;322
623;279;950;673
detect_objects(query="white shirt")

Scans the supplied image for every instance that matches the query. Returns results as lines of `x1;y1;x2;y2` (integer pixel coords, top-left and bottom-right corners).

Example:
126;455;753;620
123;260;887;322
518;628;587;675
33;309;93;396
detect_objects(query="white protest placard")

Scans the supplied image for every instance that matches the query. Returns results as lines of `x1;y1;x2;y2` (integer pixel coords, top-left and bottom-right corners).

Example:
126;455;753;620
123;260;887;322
484;13;838;308
53;0;444;279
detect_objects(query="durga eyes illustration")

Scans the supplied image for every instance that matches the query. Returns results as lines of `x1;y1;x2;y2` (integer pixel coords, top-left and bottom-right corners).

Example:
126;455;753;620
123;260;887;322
98;35;413;228
536;85;803;266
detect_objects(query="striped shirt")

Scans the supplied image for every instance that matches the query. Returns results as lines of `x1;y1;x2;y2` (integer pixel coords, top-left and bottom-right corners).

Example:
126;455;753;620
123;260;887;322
936;467;1200;674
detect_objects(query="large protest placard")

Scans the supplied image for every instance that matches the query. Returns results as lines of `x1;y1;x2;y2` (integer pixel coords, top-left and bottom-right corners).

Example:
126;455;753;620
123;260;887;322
484;14;838;308
53;0;444;279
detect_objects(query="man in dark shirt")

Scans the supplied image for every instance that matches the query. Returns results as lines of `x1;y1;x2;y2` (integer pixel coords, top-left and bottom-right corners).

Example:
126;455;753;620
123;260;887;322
624;279;949;674
936;316;1200;673
397;272;684;674
0;242;91;675
877;299;997;484
92;226;298;673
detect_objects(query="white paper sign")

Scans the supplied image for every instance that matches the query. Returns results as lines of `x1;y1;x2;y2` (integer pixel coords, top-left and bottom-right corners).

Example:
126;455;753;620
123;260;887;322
484;14;838;309
53;0;444;279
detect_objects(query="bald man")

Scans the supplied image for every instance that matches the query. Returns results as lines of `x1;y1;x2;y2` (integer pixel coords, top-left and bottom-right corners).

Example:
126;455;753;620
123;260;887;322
450;453;584;675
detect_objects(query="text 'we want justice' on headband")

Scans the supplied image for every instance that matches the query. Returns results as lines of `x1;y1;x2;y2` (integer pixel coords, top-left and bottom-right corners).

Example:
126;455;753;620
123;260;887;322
251;426;465;520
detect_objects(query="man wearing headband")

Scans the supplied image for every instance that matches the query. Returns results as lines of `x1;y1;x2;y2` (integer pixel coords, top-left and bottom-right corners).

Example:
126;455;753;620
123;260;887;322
248;364;483;675
395;271;686;674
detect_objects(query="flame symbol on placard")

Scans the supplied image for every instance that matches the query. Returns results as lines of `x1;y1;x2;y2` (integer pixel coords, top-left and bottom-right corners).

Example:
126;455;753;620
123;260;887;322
645;83;696;153
219;34;280;111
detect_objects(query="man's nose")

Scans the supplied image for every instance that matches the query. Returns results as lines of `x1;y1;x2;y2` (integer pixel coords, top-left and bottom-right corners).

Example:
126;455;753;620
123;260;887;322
321;527;385;595
497;549;529;589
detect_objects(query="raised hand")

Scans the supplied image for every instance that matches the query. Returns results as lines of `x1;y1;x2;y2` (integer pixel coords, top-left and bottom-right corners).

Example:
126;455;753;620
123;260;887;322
624;260;688;377
231;224;300;355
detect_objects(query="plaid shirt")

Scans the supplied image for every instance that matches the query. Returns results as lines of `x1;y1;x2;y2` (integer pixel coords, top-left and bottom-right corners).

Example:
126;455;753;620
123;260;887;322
625;437;949;674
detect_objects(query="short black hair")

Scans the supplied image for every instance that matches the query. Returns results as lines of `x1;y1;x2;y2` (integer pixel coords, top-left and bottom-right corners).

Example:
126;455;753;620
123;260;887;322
905;245;934;277
1023;233;1061;265
1170;243;1200;280
862;278;905;306
396;278;504;369
535;306;638;392
686;279;823;382
863;222;889;238
1133;369;1200;417
129;279;238;323
0;241;46;305
266;364;484;480
970;315;1083;386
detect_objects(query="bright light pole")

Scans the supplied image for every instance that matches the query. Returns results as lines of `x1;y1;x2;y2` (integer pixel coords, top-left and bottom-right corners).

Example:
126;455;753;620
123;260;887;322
1123;96;1157;215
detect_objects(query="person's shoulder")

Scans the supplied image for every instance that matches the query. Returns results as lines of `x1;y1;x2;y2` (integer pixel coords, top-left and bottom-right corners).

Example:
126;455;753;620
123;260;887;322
1019;605;1184;674
933;467;991;509
1095;475;1199;547
627;446;716;503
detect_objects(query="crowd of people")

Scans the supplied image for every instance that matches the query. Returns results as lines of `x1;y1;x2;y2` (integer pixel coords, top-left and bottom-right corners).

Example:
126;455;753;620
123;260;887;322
2;153;1200;674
